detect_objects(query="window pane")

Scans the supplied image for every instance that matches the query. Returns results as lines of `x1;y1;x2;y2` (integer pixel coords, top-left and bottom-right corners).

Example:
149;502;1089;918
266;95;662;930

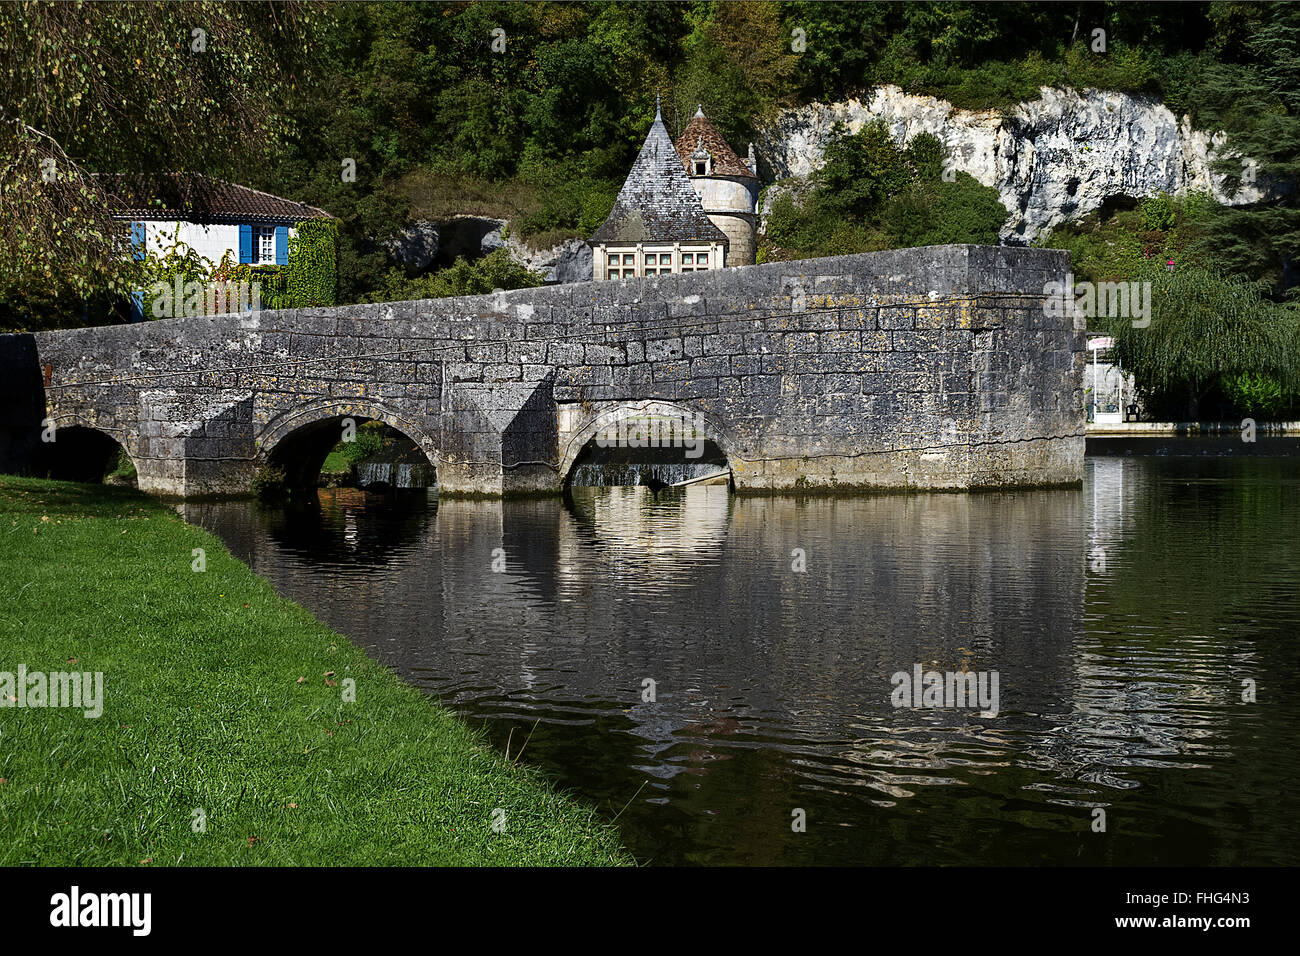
607;256;618;267
697;254;708;266
623;254;634;265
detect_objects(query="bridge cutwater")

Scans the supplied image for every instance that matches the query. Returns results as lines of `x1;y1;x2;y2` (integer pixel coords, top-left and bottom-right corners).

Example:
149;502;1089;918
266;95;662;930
0;245;1085;497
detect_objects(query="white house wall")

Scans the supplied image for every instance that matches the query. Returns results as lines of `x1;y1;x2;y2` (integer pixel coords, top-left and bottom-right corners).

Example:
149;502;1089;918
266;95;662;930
140;220;298;268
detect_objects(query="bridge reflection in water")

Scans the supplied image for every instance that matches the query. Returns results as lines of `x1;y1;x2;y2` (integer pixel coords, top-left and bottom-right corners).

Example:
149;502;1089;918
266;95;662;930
179;455;1300;866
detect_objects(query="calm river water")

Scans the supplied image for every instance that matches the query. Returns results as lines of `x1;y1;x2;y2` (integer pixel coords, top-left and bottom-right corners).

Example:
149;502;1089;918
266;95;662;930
181;455;1300;866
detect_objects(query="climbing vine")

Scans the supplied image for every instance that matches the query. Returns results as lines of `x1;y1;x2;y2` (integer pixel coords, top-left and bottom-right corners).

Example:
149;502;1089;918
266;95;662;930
287;218;338;307
135;224;213;319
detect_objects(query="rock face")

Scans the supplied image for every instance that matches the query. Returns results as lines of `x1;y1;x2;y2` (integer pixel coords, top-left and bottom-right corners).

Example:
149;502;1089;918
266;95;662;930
757;85;1262;243
386;216;591;283
507;236;592;284
385;220;440;272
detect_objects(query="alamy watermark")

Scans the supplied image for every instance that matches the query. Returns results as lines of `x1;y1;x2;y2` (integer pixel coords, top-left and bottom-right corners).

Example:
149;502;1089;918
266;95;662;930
890;664;999;717
1044;272;1151;328
1;665;103;718
594;412;708;459
147;276;261;318
50;886;150;936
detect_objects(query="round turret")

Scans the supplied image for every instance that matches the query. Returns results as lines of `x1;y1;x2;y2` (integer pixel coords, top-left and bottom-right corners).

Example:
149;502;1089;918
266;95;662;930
674;107;760;266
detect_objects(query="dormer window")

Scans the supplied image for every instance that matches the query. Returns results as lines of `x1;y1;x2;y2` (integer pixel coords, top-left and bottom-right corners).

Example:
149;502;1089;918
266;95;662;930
690;135;711;177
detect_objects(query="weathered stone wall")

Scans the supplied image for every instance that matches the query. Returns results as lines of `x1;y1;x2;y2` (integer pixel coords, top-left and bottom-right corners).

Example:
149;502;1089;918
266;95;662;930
1;244;1083;497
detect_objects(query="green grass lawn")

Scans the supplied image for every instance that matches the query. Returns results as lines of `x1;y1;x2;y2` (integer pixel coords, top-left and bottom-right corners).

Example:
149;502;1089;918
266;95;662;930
0;475;629;866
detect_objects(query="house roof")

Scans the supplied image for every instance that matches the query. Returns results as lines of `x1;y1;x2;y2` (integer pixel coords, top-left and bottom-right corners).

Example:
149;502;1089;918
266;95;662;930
94;172;331;224
674;107;757;181
590;106;727;246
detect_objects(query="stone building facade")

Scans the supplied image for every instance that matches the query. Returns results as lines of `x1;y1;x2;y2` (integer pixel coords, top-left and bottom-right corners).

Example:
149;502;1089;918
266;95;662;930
590;104;730;280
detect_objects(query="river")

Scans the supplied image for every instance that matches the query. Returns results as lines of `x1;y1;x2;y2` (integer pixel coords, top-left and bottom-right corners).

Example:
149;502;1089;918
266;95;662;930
180;454;1300;866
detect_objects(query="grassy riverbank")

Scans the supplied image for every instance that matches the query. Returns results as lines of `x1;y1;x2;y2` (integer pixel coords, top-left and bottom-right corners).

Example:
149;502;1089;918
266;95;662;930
0;475;629;866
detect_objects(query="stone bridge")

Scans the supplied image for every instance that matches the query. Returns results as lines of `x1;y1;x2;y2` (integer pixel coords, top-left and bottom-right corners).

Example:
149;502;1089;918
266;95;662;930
0;245;1084;497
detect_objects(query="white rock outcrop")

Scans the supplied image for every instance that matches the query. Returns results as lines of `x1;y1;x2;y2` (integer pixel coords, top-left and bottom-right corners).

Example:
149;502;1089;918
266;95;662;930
757;85;1261;243
506;235;592;284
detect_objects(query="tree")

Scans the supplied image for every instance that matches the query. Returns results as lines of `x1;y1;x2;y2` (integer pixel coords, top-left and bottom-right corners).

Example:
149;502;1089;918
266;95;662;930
0;1;314;329
1104;262;1300;418
1192;2;1300;295
817;121;913;221
672;1;798;145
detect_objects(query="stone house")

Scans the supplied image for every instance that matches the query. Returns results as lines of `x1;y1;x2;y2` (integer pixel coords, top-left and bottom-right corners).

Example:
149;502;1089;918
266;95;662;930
590;103;758;280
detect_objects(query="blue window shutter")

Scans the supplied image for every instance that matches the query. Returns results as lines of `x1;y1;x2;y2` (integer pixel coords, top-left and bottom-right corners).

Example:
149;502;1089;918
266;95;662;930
131;221;146;260
274;225;288;265
130;291;144;322
239;224;253;263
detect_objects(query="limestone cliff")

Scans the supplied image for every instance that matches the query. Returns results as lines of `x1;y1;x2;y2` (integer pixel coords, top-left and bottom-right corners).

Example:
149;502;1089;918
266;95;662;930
757;85;1262;243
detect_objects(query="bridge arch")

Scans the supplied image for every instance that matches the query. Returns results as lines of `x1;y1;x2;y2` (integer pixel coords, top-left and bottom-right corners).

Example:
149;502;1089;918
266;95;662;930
39;413;138;485
558;399;736;489
257;399;440;489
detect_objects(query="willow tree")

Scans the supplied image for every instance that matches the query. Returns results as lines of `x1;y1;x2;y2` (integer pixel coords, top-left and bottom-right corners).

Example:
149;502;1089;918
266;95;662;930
0;1;315;330
1103;262;1300;419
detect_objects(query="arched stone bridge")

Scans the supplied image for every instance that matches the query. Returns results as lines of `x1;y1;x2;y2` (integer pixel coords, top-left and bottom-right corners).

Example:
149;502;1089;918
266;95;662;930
0;245;1084;497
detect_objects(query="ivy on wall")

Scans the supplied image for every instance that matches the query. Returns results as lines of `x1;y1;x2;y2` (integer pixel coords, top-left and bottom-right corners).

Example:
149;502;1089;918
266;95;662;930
286;218;338;307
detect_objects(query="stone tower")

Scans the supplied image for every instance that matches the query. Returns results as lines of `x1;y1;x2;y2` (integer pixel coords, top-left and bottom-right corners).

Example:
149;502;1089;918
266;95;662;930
673;107;759;266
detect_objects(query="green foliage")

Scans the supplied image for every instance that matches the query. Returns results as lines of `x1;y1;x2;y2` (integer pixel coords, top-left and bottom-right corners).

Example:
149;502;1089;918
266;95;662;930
1220;371;1294;419
515;172;620;239
672;1;798;145
764;124;1008;260
136;225;214;319
1103;262;1300;416
882;173;1010;247
287;219;339;307
818;121;913;220
1140;193;1177;232
1037;194;1207;285
251;464;288;500
1188;2;1300;296
108;447;137;481
342;422;387;463
366;249;544;303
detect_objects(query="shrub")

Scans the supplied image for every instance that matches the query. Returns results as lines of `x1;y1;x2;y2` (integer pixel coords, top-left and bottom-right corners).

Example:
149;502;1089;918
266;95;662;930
251;465;288;499
1140;193;1177;232
1220;372;1294;419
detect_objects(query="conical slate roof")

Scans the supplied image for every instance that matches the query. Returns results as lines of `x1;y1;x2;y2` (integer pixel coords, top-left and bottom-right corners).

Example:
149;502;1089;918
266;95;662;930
590;107;727;246
674;107;757;180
